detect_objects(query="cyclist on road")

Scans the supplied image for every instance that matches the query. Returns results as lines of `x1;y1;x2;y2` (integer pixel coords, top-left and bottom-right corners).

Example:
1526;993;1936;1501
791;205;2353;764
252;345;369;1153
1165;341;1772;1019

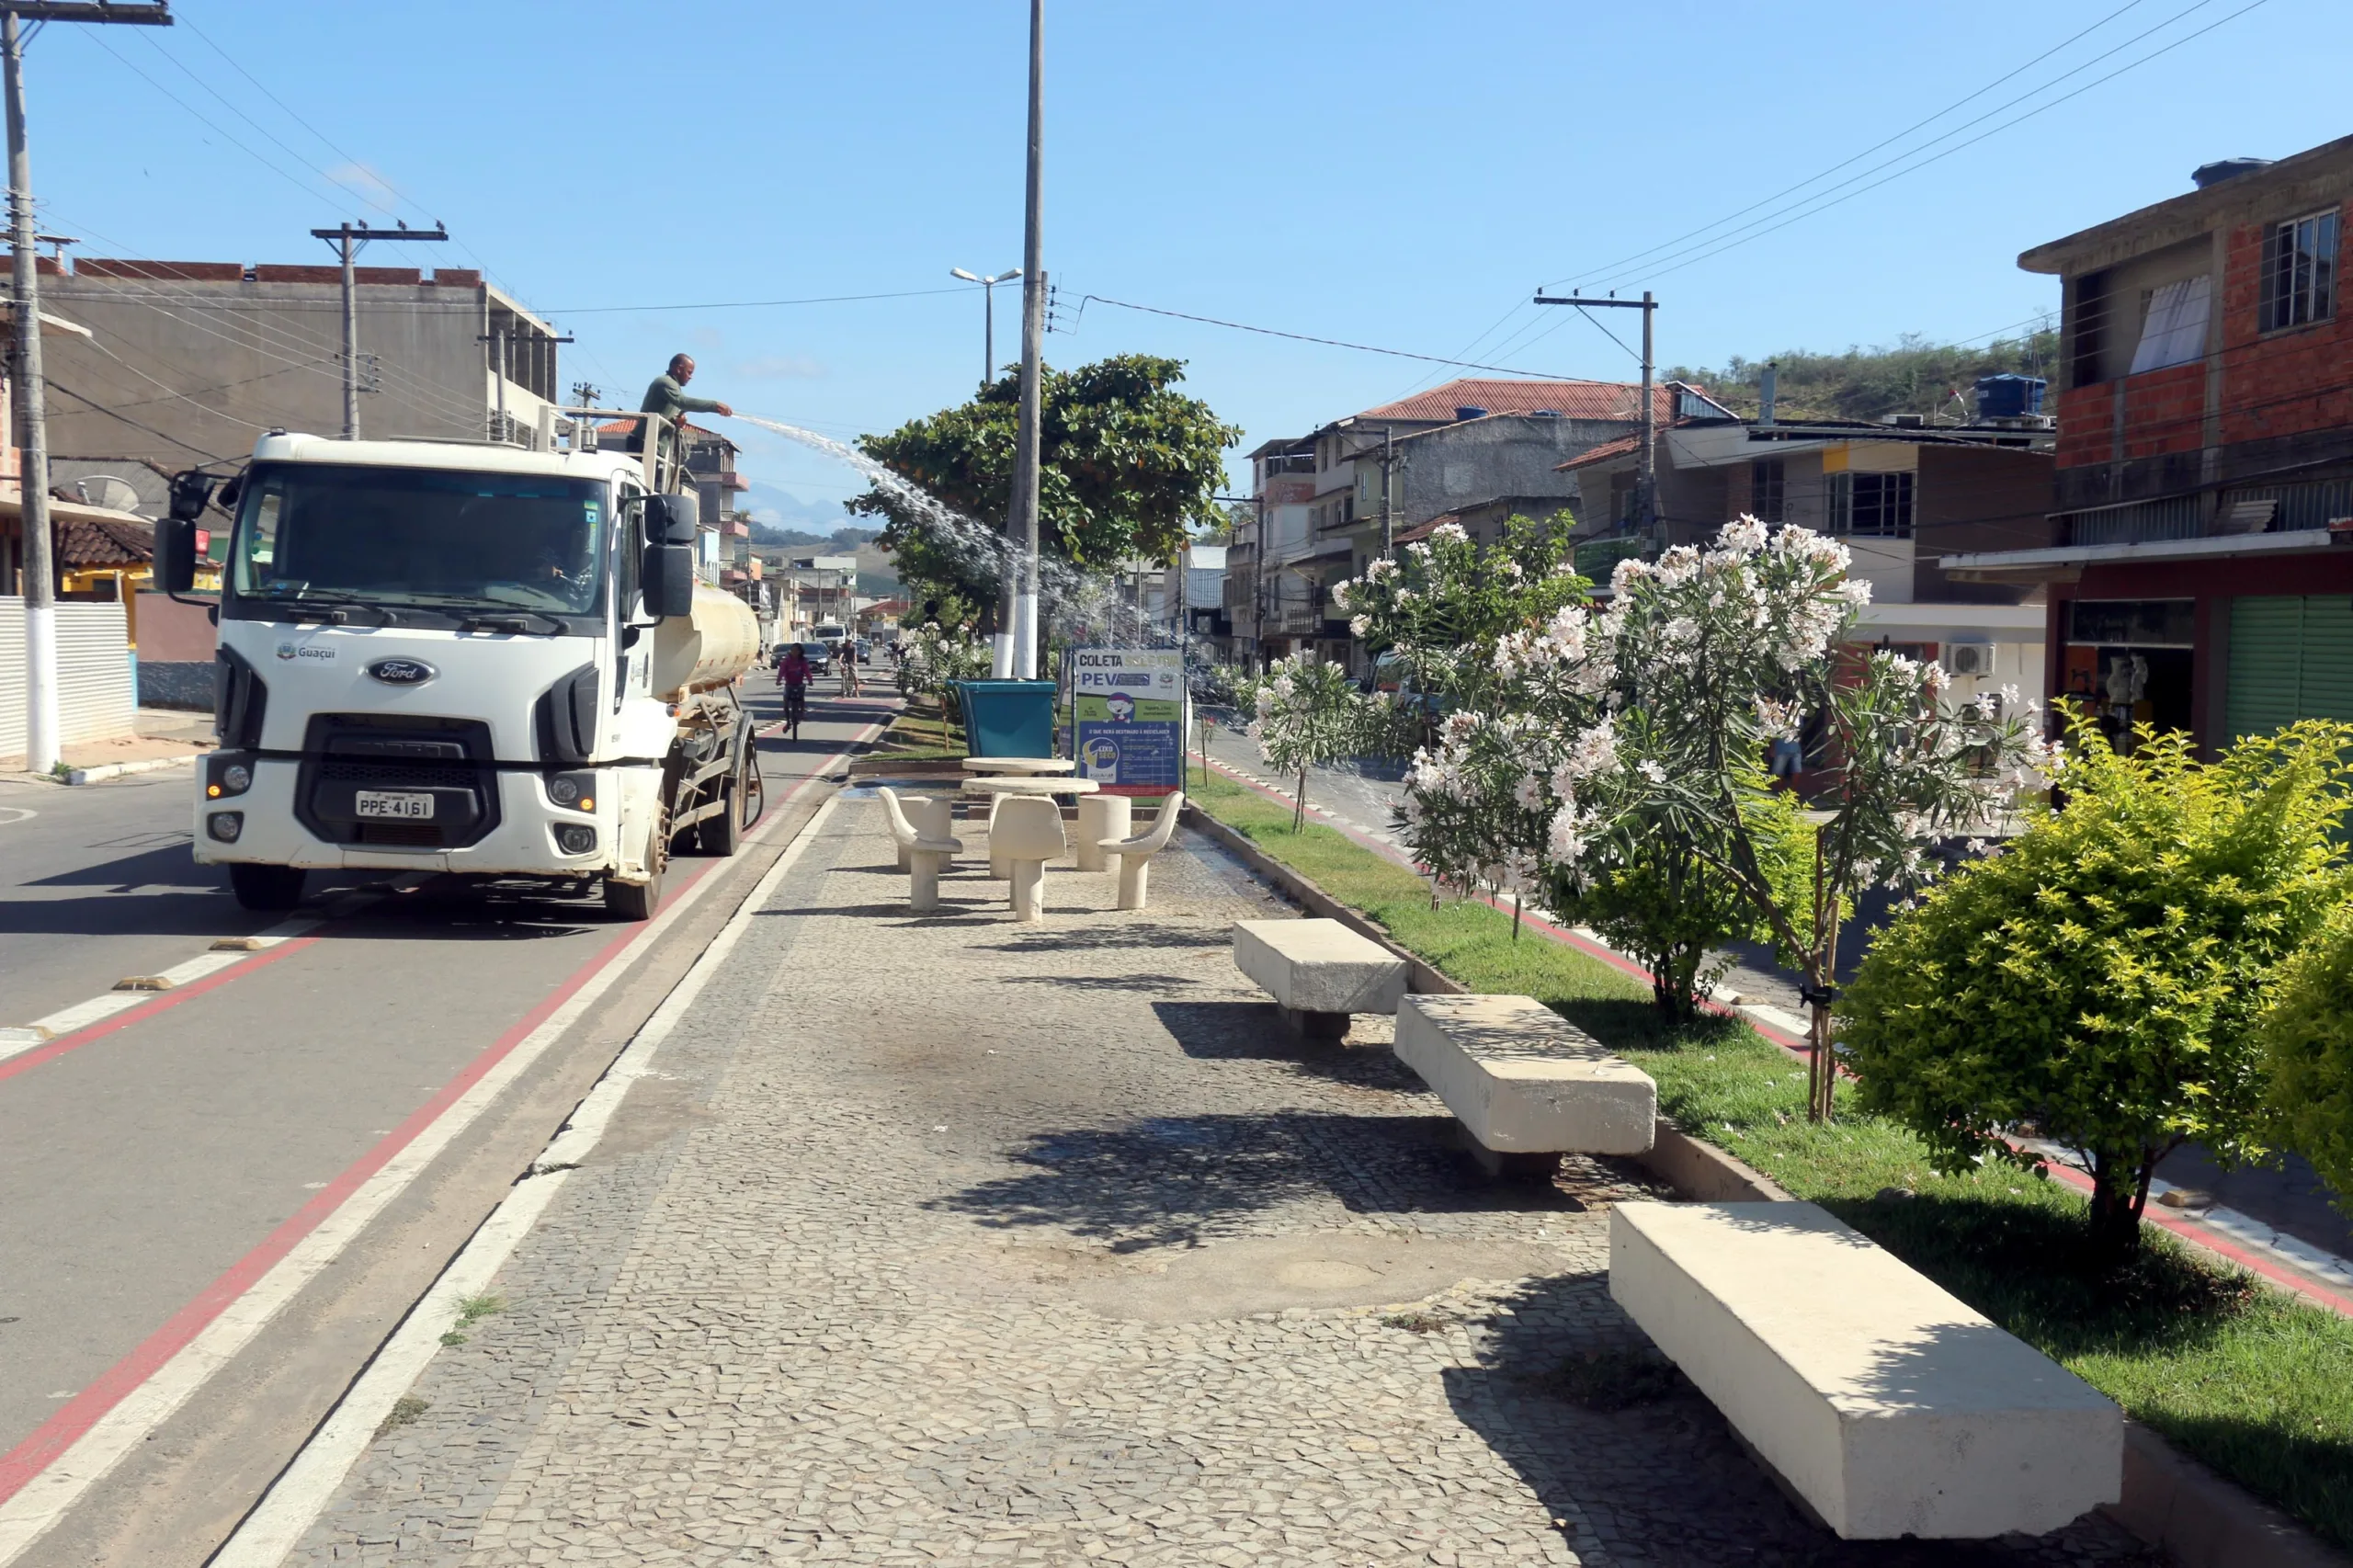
776;643;812;740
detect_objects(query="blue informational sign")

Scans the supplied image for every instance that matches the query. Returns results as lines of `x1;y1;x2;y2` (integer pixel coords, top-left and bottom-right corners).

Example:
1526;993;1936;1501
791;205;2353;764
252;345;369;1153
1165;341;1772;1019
1070;647;1186;794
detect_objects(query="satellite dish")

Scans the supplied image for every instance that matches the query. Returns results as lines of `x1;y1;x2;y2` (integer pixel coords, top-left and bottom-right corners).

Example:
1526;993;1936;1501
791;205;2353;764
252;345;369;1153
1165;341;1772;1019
74;474;144;513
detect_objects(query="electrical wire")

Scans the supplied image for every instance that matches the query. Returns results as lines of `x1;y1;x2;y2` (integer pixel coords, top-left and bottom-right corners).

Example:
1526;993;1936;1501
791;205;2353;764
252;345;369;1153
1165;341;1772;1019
549;286;972;314
1575;0;2268;292
1545;0;2165;290
1072;294;1600;381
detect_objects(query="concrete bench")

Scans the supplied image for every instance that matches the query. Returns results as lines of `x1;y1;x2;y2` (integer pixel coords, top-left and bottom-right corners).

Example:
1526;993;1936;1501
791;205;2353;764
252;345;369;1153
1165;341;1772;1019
1232;918;1406;1039
1609;1201;2121;1540
1393;994;1655;1176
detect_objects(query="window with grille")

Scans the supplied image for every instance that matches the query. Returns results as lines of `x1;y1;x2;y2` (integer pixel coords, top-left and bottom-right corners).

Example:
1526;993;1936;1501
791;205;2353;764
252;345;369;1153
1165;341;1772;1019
1829;471;1914;538
2260;209;2339;332
1750;459;1786;524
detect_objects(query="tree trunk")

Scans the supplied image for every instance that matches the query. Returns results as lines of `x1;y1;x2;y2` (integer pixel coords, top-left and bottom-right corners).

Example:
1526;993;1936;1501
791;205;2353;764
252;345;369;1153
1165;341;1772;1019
1292;768;1307;833
2086;1148;2152;1256
1511;892;1522;942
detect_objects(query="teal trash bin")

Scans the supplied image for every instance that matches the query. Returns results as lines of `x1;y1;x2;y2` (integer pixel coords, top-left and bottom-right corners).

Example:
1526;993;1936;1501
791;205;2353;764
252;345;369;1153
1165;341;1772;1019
956;680;1059;757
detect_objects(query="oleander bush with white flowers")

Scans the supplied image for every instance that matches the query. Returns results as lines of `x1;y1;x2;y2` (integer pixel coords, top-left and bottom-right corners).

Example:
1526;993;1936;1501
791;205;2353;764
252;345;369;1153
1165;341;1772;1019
1339;515;2057;1108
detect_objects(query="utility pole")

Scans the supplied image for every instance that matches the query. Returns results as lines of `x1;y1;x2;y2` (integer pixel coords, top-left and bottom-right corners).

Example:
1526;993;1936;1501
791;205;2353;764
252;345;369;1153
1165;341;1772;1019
1379;426;1395;560
310;221;447;439
7;1;171;778
478;324;572;442
570;380;601;407
1535;288;1658;541
1005;0;1045;679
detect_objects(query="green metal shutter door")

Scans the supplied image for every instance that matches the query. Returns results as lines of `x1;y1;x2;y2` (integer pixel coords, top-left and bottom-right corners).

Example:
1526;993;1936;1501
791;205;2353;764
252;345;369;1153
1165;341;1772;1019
2295;596;2353;723
2227;596;2353;742
2229;597;2305;742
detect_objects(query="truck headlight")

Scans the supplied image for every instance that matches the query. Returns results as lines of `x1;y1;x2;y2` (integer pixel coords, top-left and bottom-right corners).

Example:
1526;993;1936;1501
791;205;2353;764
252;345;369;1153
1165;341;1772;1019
555;824;597;856
208;812;244;843
206;753;256;799
545;770;597;812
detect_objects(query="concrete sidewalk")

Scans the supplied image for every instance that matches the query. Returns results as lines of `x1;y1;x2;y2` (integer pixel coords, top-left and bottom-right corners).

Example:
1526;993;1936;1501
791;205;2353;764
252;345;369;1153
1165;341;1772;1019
282;797;2153;1567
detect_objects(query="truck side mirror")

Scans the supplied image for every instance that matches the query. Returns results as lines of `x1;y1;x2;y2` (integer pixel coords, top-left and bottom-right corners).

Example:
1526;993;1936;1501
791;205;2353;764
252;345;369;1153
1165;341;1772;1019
157;517;200;595
167;470;216;522
642;542;695;619
641;491;699;545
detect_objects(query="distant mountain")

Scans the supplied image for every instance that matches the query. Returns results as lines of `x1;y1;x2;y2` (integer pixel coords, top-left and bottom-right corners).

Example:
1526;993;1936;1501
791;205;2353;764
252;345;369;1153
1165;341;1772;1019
739;480;874;549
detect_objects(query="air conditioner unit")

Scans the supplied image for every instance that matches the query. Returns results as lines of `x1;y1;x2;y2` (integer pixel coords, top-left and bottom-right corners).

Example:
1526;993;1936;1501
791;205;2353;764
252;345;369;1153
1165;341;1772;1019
1946;641;1995;677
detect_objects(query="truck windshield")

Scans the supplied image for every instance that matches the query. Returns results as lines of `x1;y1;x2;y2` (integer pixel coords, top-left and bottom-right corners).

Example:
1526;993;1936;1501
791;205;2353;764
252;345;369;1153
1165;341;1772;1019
231;462;608;617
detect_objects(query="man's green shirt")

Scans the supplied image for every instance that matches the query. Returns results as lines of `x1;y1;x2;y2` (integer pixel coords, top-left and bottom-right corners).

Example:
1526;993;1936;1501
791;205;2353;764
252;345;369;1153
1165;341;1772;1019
640;373;723;420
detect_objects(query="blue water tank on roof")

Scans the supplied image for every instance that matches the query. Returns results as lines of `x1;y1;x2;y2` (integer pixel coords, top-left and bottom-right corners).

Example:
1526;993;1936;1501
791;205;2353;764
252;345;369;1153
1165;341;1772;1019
1453;405;1489;421
1973;374;2046;420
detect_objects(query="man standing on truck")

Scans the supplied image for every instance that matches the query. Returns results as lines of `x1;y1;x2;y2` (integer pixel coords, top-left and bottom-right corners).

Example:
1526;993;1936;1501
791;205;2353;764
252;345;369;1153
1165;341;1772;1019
631;354;733;451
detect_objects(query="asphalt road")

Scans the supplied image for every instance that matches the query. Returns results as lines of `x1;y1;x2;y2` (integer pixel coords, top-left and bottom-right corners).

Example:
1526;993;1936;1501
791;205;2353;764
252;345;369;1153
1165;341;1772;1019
0;674;895;1567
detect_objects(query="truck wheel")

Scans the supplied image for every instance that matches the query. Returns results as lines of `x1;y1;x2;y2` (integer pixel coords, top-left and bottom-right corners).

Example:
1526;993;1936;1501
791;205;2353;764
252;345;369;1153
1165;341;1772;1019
603;867;663;922
696;756;755;858
229;863;307;911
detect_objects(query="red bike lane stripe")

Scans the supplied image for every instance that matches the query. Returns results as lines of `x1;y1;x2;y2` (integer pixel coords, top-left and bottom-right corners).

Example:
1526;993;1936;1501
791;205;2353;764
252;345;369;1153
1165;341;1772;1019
0;741;870;1505
0;938;322;1087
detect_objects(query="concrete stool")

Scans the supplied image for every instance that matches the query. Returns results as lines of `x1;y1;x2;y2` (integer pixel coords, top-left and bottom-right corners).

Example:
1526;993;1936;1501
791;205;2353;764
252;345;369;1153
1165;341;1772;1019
1100;790;1184;910
1393;994;1654;1178
1232;917;1406;1040
892;794;954;871
990;795;1065;922
1074;793;1131;872
878;787;961;914
1610;1201;2120;1540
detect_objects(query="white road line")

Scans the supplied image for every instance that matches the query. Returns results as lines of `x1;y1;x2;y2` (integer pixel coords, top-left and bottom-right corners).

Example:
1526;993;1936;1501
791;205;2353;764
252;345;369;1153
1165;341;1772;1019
0;753;868;1565
0;920;320;1066
210;792;846;1565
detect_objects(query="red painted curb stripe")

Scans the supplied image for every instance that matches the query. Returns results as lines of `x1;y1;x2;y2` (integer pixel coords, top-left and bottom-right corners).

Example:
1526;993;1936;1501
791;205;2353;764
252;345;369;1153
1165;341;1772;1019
0;736;877;1504
0;938;322;1087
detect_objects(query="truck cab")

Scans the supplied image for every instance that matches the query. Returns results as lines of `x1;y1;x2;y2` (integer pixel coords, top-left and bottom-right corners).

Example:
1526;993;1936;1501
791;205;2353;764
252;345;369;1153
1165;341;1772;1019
165;417;761;920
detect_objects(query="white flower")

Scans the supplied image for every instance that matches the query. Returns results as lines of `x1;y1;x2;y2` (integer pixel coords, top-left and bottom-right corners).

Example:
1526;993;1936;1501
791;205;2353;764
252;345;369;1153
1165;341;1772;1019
1513;771;1545;812
1637;759;1668;785
1331;581;1355;610
1430;520;1468;544
1547;803;1588;864
1717;516;1768;556
1349;614;1370;637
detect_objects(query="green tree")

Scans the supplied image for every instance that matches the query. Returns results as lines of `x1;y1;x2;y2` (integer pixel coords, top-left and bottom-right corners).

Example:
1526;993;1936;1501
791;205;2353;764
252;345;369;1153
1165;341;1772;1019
1839;719;2353;1254
1248;653;1370;833
847;355;1241;614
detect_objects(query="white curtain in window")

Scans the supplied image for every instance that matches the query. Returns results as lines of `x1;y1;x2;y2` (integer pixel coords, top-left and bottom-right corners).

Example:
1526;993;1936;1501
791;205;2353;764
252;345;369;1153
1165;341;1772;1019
2130;275;2211;374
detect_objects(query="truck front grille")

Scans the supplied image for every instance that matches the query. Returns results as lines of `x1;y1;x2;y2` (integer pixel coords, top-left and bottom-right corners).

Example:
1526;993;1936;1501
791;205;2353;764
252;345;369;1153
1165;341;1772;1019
296;712;500;851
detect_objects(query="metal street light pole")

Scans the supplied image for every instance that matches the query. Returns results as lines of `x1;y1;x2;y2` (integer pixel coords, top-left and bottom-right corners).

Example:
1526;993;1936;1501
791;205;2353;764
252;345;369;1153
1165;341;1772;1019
949;267;1020;392
1006;0;1045;680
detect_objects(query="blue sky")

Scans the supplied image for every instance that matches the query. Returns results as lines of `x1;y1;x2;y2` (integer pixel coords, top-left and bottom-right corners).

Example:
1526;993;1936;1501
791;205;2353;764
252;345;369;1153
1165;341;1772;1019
23;0;2349;519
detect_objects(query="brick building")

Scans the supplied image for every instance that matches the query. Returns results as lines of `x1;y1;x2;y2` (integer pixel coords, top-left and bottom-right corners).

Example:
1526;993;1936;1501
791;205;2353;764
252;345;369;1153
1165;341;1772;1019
1943;135;2353;754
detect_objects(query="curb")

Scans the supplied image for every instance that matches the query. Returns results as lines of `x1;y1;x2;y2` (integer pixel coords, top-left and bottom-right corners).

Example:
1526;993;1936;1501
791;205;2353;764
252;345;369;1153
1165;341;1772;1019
65;753;203;787
1180;799;2352;1568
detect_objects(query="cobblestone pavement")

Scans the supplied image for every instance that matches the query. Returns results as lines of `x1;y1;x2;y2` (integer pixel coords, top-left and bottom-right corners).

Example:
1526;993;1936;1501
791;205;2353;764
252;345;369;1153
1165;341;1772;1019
290;794;2155;1567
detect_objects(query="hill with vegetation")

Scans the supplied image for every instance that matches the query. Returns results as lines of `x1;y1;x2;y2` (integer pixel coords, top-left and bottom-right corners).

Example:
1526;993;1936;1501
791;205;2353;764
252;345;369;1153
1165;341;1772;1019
1667;327;2060;424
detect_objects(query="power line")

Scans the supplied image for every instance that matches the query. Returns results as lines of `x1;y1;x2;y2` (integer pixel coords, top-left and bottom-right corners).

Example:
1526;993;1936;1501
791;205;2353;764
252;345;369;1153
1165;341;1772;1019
548;286;972;314
1073;293;1603;381
1576;0;2268;291
1545;0;2164;290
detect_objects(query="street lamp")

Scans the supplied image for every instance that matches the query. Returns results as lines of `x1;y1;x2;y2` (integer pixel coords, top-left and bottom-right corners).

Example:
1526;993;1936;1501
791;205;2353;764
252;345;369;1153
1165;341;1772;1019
949;267;1021;390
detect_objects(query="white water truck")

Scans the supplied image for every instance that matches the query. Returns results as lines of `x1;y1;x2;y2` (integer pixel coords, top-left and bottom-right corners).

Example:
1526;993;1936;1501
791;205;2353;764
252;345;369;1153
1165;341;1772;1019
158;410;764;920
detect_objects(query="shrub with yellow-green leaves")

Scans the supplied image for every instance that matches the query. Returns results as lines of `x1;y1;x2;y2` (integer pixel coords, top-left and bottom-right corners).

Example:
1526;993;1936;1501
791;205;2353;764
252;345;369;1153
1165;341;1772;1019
1838;718;2353;1254
2262;899;2353;1209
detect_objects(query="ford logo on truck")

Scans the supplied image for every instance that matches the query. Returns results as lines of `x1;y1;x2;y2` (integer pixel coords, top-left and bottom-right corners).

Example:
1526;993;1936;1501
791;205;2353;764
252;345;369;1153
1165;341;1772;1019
366;657;437;686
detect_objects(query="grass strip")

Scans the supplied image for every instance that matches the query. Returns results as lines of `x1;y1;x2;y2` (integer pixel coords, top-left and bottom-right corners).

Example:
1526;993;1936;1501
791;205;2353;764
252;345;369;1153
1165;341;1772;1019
874;699;965;761
1192;768;2353;1550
